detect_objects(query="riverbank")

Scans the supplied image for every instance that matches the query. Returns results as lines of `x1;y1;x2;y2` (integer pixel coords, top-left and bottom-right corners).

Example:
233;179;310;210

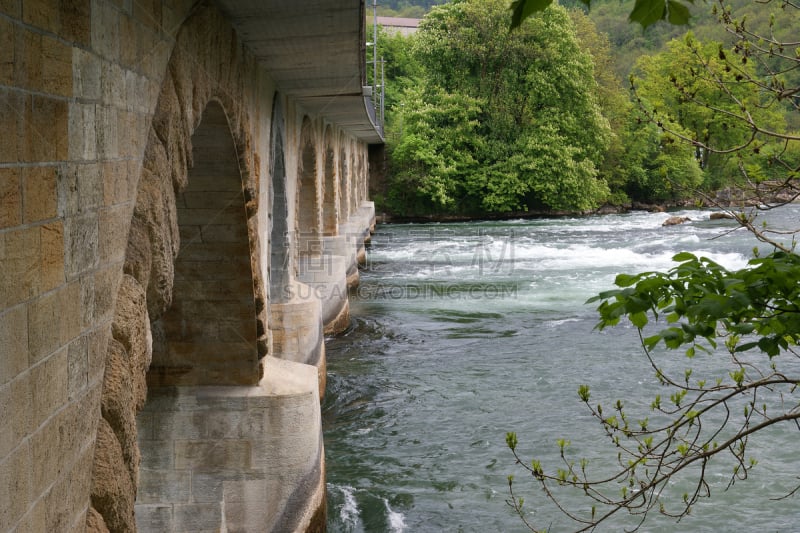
375;182;800;224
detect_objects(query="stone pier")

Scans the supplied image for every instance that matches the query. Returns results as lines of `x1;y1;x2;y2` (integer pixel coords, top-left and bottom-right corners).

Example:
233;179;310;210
0;1;382;531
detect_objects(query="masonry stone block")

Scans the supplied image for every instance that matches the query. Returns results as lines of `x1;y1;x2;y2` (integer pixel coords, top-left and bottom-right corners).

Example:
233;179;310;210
0;442;32;528
88;324;110;385
15;501;48;533
96;264;123;325
72;48;101;100
174;440;251;471
137;439;173;470
68;102;98;160
90;0;120;61
136;470;191;504
133;505;171;532
0;89;22;162
26;94;69;162
0;305;28;386
77;272;97;332
0;372;32;459
65;214;99;279
136;411;154;441
39;221;65;293
68;334;89;400
96;105;119;159
0;17;13;84
103;160;132;207
99;204;131;264
17;29;43;91
27;281;80;363
0;168;22;228
153;411;202;440
118;13;138;69
23;166;58;223
172;503;224;533
44;444;94;532
203;410;244;439
59;0;91;46
0;225;38;308
41;33;72;97
30;346;68;428
22;0;59;34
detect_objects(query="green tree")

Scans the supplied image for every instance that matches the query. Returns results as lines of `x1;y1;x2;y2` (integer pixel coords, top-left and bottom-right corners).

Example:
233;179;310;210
569;10;702;206
632;33;787;187
388;0;611;215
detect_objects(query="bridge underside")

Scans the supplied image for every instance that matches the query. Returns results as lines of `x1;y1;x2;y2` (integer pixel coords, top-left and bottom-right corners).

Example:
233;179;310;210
217;0;384;144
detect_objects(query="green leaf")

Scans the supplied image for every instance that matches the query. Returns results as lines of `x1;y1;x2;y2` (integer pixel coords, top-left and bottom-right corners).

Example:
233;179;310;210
630;311;649;328
510;0;554;30
734;341;759;353
629;0;667;28
667;0;691;25
505;432;518;451
615;273;640;287
672;251;697;262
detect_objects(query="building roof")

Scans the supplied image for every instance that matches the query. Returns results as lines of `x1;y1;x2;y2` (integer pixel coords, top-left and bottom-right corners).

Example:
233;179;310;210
376;16;421;28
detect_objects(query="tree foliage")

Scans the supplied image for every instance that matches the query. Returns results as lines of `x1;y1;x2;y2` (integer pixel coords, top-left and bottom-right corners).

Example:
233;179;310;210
633;32;789;186
387;0;611;215
508;249;800;531
511;0;693;29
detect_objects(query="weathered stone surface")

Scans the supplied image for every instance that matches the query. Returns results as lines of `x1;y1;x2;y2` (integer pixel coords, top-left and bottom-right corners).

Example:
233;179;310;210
111;274;152;410
133;167;178;320
100;339;140;487
90;418;135;533
150;71;190;192
123;213;152;289
86;505;110;533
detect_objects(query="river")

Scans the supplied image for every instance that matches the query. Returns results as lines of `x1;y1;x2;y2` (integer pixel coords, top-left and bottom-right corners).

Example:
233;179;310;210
322;206;800;532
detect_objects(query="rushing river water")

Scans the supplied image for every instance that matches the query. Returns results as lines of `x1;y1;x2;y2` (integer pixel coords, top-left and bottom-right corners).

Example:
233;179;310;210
322;206;800;532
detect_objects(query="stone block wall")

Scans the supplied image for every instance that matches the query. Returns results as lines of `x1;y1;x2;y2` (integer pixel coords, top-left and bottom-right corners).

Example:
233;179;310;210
1;1;378;532
0;0;179;530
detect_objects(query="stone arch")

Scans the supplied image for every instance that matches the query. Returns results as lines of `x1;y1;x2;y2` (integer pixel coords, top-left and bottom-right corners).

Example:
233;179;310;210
349;141;359;214
322;125;338;236
361;148;369;203
269;94;291;303
337;132;349;221
297;117;320;257
149;100;260;387
89;6;268;530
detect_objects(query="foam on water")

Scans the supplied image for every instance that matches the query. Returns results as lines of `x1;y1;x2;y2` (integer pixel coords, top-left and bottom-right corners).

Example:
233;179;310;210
384;499;406;532
324;205;800;532
333;484;360;530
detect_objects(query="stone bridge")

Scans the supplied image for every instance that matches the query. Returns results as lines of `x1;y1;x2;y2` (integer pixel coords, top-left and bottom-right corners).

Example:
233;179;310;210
0;1;382;531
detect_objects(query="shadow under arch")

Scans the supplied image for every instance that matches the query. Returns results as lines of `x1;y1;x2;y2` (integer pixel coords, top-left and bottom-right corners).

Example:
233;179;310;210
269;95;292;304
297;118;321;262
322;126;338;236
149;100;260;387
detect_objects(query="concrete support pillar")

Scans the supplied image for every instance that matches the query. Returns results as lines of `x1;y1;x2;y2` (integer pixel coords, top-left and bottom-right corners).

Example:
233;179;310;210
135;357;325;533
